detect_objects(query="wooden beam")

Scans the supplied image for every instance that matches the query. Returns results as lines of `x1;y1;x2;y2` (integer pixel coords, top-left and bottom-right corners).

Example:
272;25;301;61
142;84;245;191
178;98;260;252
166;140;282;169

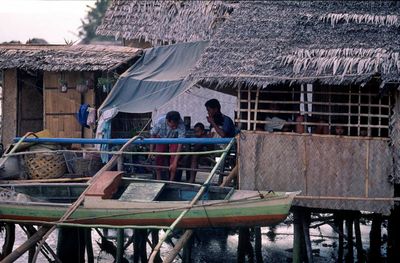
163;230;194;263
1;226;50;263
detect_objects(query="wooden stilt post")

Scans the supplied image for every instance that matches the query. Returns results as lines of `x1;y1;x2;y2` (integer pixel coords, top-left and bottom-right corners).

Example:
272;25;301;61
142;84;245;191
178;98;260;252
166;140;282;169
238;227;254;263
133;229;140;263
85;228;94;263
345;216;354;263
293;210;303;263
27;227;36;263
56;227;86;263
354;212;364;262
140;230;148;263
254;227;263;263
388;204;400;263
302;210;313;263
388;183;400;263
133;229;148;263
116;229;124;263
238;228;246;263
0;223;15;261
334;213;344;262
182;231;194;263
369;213;382;262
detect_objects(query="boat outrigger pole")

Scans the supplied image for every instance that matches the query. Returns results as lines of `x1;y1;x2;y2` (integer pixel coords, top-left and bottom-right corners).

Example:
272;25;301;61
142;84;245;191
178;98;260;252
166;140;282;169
1;135;144;263
148;137;236;263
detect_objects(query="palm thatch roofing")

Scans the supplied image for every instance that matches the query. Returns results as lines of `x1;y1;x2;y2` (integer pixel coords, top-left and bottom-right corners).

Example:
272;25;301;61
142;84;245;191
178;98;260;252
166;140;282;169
96;0;236;45
0;44;141;72
190;1;400;88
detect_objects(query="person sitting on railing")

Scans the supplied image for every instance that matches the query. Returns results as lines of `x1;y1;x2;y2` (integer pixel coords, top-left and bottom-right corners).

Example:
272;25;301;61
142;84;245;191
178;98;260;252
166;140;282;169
150;111;186;181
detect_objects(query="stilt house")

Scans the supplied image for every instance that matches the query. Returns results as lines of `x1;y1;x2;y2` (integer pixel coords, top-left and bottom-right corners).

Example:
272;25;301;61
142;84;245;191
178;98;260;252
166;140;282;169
95;0;237;132
0;44;140;145
190;1;400;214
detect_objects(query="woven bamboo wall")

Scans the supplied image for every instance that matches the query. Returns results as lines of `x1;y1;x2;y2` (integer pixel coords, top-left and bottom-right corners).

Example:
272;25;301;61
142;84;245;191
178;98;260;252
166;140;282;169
43;72;95;138
239;131;394;214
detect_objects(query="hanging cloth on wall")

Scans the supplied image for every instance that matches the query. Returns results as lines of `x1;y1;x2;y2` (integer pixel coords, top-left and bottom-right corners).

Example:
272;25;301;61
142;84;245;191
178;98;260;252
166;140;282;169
86;107;96;129
76;104;90;128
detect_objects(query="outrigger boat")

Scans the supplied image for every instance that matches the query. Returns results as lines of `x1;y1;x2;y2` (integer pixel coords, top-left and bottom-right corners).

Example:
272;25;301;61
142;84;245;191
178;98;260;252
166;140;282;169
0;171;298;228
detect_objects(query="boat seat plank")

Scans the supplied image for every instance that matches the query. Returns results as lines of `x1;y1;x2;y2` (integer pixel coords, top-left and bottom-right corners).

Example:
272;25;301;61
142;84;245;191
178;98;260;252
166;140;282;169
119;182;165;201
85;171;124;199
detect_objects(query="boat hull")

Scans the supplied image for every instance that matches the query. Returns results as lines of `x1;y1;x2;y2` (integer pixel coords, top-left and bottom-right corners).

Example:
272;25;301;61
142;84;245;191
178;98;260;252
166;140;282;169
0;194;292;228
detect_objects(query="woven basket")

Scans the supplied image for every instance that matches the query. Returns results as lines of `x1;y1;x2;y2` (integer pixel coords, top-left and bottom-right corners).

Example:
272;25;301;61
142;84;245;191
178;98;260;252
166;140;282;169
24;153;66;179
74;156;103;176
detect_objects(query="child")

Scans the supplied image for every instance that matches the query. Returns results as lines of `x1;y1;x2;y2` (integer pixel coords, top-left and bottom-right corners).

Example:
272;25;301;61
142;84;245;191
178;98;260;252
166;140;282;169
186;122;208;183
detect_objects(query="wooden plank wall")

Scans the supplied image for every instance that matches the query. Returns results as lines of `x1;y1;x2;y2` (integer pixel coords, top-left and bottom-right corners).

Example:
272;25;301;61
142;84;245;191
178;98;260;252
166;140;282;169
43;71;95;138
1;69;17;145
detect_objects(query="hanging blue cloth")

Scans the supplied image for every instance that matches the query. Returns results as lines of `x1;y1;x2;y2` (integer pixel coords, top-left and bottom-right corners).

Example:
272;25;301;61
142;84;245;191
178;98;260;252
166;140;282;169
76;104;90;128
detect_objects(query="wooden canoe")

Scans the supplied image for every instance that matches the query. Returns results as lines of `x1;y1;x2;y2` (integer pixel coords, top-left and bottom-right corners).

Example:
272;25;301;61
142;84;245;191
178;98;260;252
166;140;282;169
0;172;298;228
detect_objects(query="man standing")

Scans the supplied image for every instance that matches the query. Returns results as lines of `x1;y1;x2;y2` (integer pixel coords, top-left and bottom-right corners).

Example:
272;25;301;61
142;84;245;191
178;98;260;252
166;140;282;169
205;99;236;138
150;111;186;181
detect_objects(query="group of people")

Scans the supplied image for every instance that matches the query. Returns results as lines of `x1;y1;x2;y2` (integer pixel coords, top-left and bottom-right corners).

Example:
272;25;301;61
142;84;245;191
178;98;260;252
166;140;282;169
149;99;235;183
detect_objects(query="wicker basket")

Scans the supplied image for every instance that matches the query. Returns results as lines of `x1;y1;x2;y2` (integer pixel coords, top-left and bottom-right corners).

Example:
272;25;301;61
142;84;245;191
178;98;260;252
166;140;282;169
74;156;103;176
24;152;66;179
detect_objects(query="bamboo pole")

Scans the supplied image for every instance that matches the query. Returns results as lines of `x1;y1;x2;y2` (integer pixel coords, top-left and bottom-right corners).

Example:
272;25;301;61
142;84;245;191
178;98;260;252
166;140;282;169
253;87;260;131
148;138;236;263
0;177;90;184
124;163;228;176
1;226;50;263
365;140;370;197
20;225;61;263
0;132;37;169
237;86;242;129
247;88;251;130
163;230;194;263
26;135;144;263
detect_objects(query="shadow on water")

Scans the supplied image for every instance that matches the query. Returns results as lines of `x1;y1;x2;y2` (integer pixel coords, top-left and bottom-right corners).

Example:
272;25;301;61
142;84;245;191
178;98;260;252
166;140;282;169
5;213;389;262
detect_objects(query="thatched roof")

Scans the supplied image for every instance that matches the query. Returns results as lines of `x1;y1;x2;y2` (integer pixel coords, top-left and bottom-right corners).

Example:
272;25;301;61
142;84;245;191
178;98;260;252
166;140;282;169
0;44;141;72
190;1;400;88
96;0;236;45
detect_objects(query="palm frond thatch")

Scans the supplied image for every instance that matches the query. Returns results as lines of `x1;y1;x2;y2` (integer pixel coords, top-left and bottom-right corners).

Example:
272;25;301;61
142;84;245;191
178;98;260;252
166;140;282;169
0;44;141;71
96;0;236;45
190;1;400;88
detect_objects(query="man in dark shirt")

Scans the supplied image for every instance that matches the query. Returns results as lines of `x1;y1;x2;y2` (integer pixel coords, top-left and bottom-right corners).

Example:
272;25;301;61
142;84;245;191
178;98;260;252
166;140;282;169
204;99;236;138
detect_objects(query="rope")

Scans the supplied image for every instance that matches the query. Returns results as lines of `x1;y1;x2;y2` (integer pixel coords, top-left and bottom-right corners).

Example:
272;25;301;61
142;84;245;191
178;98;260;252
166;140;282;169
4;148;226;158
